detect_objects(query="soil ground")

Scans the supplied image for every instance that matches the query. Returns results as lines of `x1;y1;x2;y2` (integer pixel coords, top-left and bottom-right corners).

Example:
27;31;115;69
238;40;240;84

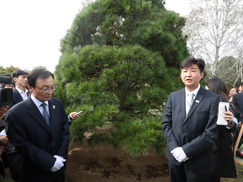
2;141;243;182
65;142;170;182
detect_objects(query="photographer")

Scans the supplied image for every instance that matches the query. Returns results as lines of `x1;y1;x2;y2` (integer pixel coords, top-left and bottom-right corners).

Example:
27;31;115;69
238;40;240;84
0;106;8;119
0;106;9;179
0;106;9;149
0;74;13;179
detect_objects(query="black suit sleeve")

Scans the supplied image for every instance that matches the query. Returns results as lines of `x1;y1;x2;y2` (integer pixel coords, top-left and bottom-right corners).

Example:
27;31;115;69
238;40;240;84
162;93;179;151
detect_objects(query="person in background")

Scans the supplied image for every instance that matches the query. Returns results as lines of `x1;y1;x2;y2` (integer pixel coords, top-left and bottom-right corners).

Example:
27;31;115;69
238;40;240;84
232;83;243;127
11;69;29;106
162;57;220;182
6;68;70;182
206;77;237;181
0;106;9;149
1;69;29;182
0;106;9;179
229;87;239;102
68;111;82;123
239;82;243;93
0;82;15;90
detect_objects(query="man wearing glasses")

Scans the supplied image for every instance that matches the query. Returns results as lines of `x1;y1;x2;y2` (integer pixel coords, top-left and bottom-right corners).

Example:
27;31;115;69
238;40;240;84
6;69;70;182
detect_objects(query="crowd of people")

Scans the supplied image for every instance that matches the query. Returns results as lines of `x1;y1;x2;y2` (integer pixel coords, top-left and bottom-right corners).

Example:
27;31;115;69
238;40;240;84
0;59;243;182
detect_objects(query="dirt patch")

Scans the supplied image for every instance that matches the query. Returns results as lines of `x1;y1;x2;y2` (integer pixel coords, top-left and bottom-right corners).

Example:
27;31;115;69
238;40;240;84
66;142;169;182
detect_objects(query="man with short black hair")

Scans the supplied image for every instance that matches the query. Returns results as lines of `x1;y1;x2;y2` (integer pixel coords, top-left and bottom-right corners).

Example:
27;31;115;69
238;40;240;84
162;57;220;182
11;69;29;106
7;68;70;182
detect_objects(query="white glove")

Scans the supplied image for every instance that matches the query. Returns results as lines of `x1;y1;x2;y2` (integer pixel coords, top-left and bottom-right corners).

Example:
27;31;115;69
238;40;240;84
171;147;189;162
0;129;6;136
54;155;66;163
50;155;66;172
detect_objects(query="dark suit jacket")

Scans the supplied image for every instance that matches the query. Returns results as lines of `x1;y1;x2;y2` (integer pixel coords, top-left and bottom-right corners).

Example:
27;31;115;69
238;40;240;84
12;89;24;106
232;93;243;122
213;123;237;178
7;97;70;182
162;87;220;174
6;88;28;153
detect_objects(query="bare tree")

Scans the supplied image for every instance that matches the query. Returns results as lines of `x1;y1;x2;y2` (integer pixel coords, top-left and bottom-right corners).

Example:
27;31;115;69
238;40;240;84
183;0;243;79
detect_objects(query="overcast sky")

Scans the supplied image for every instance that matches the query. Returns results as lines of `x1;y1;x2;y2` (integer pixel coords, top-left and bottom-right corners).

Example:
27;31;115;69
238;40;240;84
0;0;190;73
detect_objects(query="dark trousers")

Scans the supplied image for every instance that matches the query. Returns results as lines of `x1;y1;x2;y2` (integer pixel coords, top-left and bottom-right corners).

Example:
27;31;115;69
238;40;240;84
168;161;210;182
3;152;23;182
209;175;220;182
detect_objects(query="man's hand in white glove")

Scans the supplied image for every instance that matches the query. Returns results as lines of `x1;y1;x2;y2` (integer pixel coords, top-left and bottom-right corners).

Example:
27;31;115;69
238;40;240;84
50;155;66;172
171;147;189;162
54;155;66;163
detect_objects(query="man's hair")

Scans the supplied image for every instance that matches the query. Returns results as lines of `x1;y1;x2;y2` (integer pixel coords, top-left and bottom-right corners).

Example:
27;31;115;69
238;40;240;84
28;69;54;87
180;57;205;73
11;69;28;78
240;82;243;86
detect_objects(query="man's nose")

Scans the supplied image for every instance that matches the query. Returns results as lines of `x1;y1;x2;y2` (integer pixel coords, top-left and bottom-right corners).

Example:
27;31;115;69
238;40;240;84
186;71;192;76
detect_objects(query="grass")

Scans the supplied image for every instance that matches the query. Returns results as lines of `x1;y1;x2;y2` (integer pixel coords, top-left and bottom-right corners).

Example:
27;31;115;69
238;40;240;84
0;172;13;182
221;163;243;182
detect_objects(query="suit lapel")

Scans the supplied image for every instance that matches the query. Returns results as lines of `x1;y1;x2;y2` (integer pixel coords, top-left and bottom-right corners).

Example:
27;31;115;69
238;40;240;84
27;98;51;134
180;88;186;119
14;89;23;102
184;87;206;122
49;99;58;134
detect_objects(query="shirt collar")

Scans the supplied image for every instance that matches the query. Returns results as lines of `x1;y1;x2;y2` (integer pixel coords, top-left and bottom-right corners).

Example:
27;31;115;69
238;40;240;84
16;87;28;94
31;95;49;108
185;85;200;97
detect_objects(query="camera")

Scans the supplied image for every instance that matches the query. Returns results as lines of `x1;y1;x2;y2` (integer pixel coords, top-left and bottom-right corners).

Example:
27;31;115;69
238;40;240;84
0;74;13;107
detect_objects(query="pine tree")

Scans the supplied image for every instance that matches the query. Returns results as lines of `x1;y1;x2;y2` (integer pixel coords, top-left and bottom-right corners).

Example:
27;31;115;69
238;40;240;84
55;0;188;156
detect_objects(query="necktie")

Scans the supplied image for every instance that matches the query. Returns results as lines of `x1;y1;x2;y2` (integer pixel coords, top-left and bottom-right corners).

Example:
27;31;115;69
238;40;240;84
188;93;195;108
41;103;50;127
186;93;195;115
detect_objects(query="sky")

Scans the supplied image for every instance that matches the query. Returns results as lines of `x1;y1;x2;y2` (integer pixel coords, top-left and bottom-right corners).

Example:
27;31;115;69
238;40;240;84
0;0;190;73
165;0;191;16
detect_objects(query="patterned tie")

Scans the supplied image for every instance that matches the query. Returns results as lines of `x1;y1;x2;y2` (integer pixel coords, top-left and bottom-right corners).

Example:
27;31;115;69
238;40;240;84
188;93;195;108
41;103;50;127
186;93;195;115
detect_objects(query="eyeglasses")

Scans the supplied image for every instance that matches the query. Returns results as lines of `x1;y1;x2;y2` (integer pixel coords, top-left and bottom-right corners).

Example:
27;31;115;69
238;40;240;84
35;86;57;93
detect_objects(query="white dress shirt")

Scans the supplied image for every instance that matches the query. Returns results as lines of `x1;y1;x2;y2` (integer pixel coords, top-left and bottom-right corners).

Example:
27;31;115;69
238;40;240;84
16;87;29;101
31;95;50;116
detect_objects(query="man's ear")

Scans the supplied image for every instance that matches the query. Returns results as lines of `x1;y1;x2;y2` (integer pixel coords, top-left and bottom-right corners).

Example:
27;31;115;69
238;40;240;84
200;72;204;79
28;85;33;92
13;77;17;82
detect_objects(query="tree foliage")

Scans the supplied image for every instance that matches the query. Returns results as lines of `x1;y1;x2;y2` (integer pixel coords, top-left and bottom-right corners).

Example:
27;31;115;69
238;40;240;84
61;0;188;68
210;56;241;87
55;0;188;156
0;65;19;75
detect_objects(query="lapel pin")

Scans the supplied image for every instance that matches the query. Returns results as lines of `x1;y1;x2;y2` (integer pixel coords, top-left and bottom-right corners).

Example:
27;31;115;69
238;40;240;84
196;100;200;103
53;105;56;109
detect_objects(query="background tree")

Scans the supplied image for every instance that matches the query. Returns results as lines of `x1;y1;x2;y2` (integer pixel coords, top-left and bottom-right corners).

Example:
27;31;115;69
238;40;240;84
214;56;241;87
33;66;48;70
0;65;19;75
183;0;243;80
55;0;189;156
